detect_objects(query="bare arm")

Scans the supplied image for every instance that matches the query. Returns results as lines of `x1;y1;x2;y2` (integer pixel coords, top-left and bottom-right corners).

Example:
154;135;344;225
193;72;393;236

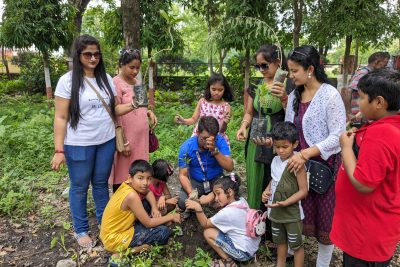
340;131;374;193
185;200;214;228
236;95;254;141
51;96;69;171
179;168;193;195
145;190;161;217
114;96;137;116
125;192;180;228
287;146;321;173
181;99;202;126
214;153;234;172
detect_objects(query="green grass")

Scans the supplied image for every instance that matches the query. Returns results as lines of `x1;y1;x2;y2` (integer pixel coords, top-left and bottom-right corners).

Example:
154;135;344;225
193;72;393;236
0;94;246;220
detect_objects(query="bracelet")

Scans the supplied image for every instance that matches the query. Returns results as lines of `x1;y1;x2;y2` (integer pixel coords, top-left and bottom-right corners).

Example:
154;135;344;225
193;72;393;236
130;100;137;110
281;95;288;102
299;150;308;161
241;119;249;126
124;141;130;147
195;210;203;213
54;150;65;154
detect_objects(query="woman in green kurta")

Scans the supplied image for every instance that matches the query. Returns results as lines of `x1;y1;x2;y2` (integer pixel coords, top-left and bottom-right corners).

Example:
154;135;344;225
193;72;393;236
236;44;290;210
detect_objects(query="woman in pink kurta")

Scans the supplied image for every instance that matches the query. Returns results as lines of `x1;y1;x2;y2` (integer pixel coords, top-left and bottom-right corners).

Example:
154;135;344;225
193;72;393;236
111;49;157;191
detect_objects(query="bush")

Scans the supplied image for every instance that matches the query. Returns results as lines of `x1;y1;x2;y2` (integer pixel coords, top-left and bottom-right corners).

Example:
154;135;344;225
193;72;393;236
12;52;68;94
0;79;26;96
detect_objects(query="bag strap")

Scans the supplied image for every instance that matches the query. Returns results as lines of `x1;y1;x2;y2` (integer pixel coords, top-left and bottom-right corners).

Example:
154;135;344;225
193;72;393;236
84;77;117;127
228;203;249;210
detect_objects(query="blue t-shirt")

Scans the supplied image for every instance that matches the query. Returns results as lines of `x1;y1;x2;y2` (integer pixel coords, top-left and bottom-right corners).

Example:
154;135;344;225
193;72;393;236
178;134;231;182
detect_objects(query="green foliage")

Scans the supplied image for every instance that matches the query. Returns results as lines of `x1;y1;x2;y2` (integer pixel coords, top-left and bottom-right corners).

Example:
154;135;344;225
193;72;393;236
0;79;26;95
0;95;66;218
11;52;68;94
0;0;75;52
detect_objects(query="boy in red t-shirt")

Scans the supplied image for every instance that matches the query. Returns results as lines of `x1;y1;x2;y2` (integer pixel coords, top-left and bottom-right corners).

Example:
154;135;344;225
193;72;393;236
331;69;400;266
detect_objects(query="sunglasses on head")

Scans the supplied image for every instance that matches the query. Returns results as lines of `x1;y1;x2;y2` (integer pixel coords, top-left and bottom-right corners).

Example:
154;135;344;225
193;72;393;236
119;49;141;56
253;63;269;71
81;52;101;60
288;50;307;58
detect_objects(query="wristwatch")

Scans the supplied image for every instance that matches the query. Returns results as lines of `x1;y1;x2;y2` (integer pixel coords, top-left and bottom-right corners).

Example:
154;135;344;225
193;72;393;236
211;147;220;156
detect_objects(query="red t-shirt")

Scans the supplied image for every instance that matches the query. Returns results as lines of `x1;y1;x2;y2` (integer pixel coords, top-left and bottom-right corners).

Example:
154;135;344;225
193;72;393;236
149;181;166;200
331;114;400;261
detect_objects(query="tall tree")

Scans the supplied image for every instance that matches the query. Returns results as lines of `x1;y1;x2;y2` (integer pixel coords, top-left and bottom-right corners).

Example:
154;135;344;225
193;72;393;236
121;0;141;49
180;0;223;74
314;0;399;87
209;0;278;104
0;0;74;99
68;0;91;36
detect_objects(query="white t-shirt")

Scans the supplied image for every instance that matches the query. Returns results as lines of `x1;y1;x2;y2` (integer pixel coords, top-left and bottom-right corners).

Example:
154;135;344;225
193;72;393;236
210;197;261;256
55;71;117;146
268;155;304;219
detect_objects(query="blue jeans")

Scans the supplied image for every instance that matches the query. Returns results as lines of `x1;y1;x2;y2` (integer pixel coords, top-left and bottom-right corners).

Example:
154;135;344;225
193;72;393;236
215;231;252;262
65;138;115;234
129;222;171;247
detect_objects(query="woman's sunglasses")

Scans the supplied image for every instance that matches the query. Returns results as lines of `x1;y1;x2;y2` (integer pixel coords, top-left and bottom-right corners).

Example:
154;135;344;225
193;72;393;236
81;52;101;60
253;63;269;71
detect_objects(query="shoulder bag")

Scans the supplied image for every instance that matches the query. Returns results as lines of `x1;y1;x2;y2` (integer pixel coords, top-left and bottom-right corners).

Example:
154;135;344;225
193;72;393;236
84;77;125;153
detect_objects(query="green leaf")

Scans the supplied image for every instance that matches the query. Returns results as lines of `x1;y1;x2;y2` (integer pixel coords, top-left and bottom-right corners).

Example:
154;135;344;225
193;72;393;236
50;236;58;249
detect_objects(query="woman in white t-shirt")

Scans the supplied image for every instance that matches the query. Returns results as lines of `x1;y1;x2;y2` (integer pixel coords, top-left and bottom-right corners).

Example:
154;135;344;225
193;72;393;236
185;174;261;267
50;35;137;248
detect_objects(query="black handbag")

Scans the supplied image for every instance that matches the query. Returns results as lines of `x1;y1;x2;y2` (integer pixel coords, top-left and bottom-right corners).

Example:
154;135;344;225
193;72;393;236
306;160;334;194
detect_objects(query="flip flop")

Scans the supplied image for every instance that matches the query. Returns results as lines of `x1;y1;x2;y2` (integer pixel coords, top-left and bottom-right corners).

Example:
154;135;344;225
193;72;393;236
73;232;94;248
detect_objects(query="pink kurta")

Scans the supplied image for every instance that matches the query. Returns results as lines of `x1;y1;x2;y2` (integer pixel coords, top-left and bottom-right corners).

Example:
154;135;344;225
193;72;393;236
111;75;149;184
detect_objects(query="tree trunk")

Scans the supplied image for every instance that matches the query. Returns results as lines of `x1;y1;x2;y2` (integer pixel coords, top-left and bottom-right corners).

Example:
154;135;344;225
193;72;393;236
121;0;141;49
43;51;52;99
206;1;213;75
218;49;227;75
72;0;90;36
340;35;352;120
342;35;352;87
323;45;329;57
244;49;250;110
1;47;12;80
292;0;304;47
354;39;359;73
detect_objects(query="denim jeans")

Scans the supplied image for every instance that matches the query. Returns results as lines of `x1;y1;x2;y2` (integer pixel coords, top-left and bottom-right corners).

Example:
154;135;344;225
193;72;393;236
129;222;171;247
65;138;115;234
215;231;252;262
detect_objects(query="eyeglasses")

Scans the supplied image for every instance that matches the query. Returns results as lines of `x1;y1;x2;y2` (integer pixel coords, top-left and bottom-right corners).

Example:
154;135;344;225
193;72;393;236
288;50;307;58
81;52;101;60
254;63;269;71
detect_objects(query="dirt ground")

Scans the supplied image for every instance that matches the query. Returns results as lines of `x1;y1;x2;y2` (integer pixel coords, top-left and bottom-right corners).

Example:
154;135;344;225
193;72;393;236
0;170;399;266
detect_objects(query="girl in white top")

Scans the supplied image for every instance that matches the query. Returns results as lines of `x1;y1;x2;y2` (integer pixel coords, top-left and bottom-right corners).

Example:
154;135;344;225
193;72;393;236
185;174;260;267
50;35;140;248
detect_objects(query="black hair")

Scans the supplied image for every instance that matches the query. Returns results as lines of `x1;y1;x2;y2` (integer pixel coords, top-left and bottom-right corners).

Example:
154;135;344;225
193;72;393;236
358;69;400;111
255;44;288;71
287;45;330;115
129;159;153;177
368;51;390;64
119;49;142;67
213;173;241;201
197;116;219;136
69;34;115;130
204;72;234;102
152;159;174;182
271;121;298;144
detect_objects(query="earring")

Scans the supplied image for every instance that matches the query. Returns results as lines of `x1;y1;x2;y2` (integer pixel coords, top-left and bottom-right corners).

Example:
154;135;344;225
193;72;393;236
307;73;312;79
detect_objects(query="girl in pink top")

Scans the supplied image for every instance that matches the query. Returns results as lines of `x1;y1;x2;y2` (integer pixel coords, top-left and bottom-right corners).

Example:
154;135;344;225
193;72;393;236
174;73;234;144
150;159;178;215
111;49;158;192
